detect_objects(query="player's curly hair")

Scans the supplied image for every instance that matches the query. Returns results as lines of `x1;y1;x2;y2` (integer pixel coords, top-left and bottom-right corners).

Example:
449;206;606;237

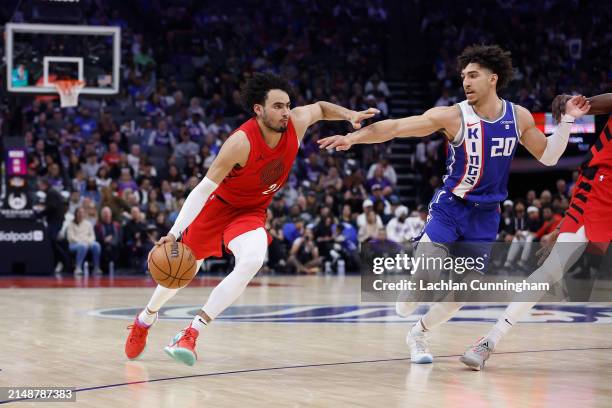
240;72;294;114
457;44;514;90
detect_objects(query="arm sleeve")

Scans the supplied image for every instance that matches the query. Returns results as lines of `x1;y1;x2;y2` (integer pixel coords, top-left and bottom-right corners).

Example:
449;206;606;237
539;114;574;166
169;177;219;238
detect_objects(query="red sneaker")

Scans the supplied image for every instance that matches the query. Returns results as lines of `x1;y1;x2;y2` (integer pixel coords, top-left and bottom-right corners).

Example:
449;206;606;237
125;315;154;359
164;325;199;366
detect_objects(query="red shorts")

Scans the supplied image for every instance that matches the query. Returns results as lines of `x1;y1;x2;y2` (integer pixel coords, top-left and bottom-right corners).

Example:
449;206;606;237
560;167;612;243
182;194;271;260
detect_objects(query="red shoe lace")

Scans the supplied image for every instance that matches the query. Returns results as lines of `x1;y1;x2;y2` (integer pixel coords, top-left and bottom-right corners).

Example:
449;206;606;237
127;324;147;343
179;327;198;347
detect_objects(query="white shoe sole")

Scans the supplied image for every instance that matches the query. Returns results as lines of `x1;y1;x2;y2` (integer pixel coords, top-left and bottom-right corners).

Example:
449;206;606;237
164;346;196;366
459;354;483;371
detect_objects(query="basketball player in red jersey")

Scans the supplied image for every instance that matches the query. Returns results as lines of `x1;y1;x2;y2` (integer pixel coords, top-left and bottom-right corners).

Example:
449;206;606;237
124;73;379;365
461;92;612;370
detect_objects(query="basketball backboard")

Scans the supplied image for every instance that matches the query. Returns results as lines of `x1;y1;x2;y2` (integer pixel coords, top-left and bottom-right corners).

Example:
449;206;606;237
5;23;120;96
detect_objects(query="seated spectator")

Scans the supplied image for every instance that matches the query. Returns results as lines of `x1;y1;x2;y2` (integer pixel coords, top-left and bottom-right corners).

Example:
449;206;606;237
434;88;457;107
386;205;411;245
357;199;383;230
103;142;122;167
358;211;381;244
117;168;138;193
367;159;397;185
535;206;562;241
95;206;121;273
123;206;148;271
367;165;394;196
288;227;321;274
364;73;390;97
503;202;534;271
175;126;200;160
67;207;102;275
405;205;427;242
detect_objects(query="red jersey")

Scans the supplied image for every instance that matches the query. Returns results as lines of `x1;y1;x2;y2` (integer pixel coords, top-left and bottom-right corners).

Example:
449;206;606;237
581;115;611;170
214;117;299;209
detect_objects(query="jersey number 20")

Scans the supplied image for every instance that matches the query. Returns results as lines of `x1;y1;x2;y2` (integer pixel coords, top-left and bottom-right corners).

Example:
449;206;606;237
491;137;516;157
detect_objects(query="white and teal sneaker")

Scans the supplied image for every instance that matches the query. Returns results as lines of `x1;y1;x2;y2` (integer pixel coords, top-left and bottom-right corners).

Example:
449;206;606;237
407;327;434;364
460;337;494;371
163;325;199;366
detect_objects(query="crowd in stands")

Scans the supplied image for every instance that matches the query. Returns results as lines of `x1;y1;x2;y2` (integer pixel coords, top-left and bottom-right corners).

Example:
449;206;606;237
1;1;605;276
424;0;610;110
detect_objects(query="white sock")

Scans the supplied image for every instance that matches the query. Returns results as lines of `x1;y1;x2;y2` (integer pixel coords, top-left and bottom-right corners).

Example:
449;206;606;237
486;301;536;346
137;284;180;326
421;302;464;331
138;308;158;326
147;284;180;311
190;314;208;332
410;319;427;336
485;228;588;347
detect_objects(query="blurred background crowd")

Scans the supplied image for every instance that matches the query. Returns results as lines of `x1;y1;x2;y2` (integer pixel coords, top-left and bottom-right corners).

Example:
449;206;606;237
0;0;609;275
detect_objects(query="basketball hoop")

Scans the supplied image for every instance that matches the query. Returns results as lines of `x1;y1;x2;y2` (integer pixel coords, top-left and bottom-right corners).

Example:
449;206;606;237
53;79;85;108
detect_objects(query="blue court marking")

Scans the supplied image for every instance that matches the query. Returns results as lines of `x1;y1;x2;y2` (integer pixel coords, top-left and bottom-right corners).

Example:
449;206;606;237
1;346;611;404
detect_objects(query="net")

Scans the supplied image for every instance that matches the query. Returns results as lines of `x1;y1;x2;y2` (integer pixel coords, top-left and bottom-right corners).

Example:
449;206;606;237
53;79;85;108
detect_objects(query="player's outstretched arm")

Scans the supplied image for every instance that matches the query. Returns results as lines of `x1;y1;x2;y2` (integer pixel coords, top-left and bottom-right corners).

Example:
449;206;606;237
290;101;379;141
160;132;249;245
317;106;456;151
552;93;612;122
519;96;590;166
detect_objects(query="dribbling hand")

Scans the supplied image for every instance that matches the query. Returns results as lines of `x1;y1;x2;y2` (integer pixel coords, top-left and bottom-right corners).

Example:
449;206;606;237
147;233;177;264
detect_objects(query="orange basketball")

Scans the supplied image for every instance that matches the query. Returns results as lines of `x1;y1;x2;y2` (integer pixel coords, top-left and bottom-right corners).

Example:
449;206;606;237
148;241;197;289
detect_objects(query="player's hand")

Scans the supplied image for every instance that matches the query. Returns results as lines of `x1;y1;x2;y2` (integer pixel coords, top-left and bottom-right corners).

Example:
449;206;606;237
317;134;353;151
551;94;572;123
564;95;590;119
348;108;379;129
536;229;559;266
155;233;176;246
147;233;177;264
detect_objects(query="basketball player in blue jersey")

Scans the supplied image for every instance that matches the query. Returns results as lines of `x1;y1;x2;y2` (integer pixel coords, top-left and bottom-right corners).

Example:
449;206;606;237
318;44;590;364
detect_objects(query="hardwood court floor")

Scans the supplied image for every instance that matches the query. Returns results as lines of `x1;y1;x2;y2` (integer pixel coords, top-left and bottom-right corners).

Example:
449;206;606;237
1;275;611;407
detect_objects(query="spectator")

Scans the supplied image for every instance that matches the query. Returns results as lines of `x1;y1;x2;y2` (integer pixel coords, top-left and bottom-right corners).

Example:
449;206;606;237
364;73;390;97
95;206;121;273
405;205;427;242
358;211;381;244
535;206;562;241
175;126;200;160
503;202;533;271
386;205;411;244
67;207;102;276
288;227;321;274
357;199;383;230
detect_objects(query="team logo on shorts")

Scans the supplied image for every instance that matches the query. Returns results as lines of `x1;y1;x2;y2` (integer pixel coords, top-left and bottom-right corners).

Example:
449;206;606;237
260;159;285;186
89;304;612;324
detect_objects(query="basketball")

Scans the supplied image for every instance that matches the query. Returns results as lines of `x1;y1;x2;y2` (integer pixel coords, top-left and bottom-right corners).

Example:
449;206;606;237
148;241;197;289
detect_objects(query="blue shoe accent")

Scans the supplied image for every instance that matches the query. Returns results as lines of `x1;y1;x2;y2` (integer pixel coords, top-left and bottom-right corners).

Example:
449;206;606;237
412;354;433;364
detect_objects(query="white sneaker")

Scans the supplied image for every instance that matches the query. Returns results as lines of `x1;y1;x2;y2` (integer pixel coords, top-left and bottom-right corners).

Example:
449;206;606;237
460;337;494;371
74;267;83;276
407;326;433;364
93;268;103;276
54;262;63;274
